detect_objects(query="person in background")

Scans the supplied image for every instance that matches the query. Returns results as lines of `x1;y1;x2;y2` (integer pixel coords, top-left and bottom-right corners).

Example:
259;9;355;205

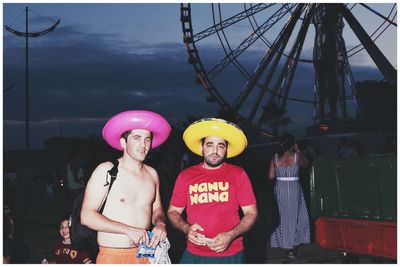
298;139;319;162
3;205;30;263
66;154;85;202
45;216;92;264
268;133;310;259
345;139;360;159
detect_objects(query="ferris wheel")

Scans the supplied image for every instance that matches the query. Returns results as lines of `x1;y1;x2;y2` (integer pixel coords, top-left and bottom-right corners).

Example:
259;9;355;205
180;3;397;138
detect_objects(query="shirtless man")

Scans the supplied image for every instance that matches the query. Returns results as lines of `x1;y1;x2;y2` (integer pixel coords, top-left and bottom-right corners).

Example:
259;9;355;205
80;110;171;264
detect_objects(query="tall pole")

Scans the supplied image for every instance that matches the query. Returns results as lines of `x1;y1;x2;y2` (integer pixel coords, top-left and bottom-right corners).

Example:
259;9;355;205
5;7;60;152
25;6;30;151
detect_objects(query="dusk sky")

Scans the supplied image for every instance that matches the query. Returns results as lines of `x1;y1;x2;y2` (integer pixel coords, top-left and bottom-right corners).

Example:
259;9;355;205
3;2;397;151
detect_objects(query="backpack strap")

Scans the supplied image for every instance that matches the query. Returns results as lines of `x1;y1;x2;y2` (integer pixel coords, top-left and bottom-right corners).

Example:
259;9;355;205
106;158;119;186
98;159;119;214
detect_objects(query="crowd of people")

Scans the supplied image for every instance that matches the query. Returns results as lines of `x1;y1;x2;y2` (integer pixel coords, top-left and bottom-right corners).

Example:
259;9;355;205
3;109;393;264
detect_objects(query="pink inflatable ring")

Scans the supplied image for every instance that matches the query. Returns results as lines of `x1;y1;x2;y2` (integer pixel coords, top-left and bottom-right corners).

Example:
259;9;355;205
102;110;171;150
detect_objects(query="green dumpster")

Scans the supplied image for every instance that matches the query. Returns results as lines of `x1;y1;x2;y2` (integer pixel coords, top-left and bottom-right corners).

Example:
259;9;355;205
310;154;396;221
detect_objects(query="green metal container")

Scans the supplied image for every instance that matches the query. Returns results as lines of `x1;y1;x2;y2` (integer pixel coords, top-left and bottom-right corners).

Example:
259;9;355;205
310;154;396;221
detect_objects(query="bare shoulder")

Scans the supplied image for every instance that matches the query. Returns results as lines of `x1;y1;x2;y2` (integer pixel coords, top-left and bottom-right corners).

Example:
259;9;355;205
94;161;114;173
88;161;114;182
143;164;159;183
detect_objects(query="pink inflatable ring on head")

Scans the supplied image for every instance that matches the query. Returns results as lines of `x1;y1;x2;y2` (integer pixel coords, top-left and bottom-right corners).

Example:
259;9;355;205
102;110;171;151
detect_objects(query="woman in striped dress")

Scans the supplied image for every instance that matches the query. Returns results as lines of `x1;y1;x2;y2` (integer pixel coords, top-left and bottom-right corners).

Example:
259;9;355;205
268;133;310;259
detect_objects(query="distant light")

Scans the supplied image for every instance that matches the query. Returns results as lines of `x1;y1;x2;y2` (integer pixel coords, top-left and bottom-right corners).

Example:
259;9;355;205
320;123;329;131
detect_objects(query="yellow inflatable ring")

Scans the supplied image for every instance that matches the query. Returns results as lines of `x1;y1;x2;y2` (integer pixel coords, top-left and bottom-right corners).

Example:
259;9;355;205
183;118;247;158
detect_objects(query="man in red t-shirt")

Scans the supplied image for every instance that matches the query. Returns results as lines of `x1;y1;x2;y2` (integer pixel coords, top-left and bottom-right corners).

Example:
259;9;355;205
168;118;258;264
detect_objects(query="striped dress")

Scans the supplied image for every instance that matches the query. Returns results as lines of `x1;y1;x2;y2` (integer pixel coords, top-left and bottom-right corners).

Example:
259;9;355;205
270;153;310;249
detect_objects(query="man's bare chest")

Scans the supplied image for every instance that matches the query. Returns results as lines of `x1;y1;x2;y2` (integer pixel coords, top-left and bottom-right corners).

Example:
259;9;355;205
106;174;156;206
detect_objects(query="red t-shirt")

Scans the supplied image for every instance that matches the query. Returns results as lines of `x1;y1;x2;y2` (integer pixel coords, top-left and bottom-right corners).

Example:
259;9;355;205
170;162;256;256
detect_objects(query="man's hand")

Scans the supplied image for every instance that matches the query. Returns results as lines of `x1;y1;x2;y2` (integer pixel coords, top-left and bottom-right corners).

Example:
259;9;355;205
125;227;149;247
185;223;206;246
150;223;167;248
207;232;234;253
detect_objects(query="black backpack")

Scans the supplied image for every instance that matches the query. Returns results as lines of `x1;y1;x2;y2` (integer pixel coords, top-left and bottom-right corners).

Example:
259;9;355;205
70;159;119;256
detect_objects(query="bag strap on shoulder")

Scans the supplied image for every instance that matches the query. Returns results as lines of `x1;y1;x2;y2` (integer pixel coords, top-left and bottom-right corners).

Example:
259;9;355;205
107;158;119;185
98;159;119;214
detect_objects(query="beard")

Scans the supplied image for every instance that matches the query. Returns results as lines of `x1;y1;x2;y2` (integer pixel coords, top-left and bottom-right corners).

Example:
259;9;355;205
203;153;226;168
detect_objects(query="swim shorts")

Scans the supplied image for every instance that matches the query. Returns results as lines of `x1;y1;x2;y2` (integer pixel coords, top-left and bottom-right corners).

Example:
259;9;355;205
96;246;150;264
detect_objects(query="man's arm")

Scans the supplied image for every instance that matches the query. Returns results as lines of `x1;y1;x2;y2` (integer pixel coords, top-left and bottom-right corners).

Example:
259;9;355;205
149;170;167;247
167;205;206;246
227;204;258;239
167;205;189;234
208;204;258;253
80;162;149;245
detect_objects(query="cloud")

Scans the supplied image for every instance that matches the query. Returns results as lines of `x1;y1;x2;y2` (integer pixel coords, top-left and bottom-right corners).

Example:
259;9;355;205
3;22;219;150
3;16;388;151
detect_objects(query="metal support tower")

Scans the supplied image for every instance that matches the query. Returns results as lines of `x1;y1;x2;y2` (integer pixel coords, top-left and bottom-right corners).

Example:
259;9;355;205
5;7;60;151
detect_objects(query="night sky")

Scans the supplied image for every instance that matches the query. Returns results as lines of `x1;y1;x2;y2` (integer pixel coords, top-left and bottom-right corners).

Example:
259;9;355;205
3;3;397;151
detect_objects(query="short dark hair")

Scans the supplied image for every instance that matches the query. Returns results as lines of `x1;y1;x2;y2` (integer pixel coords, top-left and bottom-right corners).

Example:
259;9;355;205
121;130;132;141
121;130;153;142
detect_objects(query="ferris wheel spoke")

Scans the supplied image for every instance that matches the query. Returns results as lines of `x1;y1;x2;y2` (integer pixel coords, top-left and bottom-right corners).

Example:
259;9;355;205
252;4;315;123
347;6;396;57
248;3;314;64
347;4;396;57
248;4;308;122
211;3;286;83
360;3;397;26
192;3;274;43
211;4;250;80
338;4;396;86
246;4;292;49
348;20;393;58
273;5;315;107
207;4;296;81
245;3;271;47
232;4;305;115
